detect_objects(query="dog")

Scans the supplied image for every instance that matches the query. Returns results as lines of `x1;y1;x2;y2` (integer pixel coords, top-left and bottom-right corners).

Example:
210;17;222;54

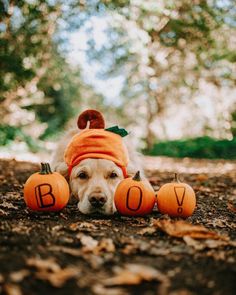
51;110;153;215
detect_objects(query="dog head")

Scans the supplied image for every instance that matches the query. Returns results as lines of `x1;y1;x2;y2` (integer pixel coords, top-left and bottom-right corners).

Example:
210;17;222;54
70;158;124;214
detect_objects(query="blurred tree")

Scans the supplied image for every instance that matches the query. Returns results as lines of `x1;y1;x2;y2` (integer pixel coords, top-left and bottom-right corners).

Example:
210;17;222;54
0;0;105;148
1;0;235;153
87;0;236;149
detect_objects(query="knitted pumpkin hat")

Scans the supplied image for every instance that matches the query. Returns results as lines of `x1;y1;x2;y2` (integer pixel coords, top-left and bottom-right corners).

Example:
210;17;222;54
64;110;129;177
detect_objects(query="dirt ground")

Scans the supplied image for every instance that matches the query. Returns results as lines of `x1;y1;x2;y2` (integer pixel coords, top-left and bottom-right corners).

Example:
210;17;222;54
0;158;235;295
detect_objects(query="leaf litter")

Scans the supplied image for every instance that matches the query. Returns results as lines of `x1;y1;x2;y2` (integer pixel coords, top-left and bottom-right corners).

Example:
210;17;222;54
1;159;236;295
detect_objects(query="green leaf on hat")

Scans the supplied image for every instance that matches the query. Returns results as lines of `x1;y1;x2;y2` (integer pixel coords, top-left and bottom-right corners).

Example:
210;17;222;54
105;125;129;137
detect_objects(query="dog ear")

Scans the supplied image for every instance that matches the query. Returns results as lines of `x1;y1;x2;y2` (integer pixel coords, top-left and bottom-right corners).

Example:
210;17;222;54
52;161;69;181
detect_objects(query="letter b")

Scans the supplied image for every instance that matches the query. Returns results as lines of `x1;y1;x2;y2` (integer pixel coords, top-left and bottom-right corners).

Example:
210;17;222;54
35;183;56;208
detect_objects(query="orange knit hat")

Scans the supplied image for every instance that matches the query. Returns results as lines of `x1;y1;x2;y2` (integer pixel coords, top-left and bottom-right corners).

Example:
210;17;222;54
64;110;129;177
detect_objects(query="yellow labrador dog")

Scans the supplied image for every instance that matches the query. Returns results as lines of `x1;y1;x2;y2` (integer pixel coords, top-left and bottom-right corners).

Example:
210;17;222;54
51;110;152;215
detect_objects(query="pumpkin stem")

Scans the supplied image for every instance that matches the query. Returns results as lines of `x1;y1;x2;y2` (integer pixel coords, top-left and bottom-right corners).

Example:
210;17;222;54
46;163;53;174
174;173;180;183
132;171;141;181
39;163;52;175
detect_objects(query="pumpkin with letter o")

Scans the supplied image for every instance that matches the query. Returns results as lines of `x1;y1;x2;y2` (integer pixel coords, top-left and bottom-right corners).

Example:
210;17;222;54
157;174;196;218
114;171;156;216
24;163;70;211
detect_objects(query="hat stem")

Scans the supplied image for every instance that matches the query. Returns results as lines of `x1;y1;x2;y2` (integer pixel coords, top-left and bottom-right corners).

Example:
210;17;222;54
77;109;105;129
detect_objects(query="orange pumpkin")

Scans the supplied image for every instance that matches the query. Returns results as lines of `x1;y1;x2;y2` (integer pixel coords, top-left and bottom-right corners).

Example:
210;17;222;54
114;171;156;216
157;174;196;218
24;163;70;211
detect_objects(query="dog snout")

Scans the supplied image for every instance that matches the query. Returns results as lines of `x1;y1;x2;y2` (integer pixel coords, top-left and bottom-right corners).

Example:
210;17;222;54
88;193;107;208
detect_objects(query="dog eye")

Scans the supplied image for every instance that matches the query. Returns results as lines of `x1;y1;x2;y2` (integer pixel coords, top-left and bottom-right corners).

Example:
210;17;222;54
109;172;118;179
77;171;88;179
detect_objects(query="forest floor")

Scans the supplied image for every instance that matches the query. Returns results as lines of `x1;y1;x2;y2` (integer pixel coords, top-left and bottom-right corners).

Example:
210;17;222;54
0;157;236;295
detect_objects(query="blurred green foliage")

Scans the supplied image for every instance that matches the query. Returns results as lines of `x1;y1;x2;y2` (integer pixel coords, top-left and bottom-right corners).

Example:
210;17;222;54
145;136;236;159
0;0;105;149
0;124;40;152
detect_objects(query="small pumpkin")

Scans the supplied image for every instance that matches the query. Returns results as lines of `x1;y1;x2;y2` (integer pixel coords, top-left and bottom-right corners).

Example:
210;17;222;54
157;174;196;218
24;163;70;211
114;171;156;216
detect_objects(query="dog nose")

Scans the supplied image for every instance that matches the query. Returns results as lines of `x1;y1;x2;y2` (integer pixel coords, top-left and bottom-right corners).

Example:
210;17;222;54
88;194;107;208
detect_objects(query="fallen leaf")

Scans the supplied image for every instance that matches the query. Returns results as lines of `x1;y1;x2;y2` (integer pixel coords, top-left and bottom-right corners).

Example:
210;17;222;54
183;236;205;250
149;248;171;256
77;234;115;254
77;234;99;252
152;219;228;240
0;201;18;210
0;273;4;283
9;269;30;283
94;238;115;254
227;198;236;213
0;208;8;216
26;257;60;272
36;266;79;288
137;227;156;235
59;212;68;220
11;224;30;235
69;222;97;231
92;284;128;295
103;264;169;286
169;289;195;295
121;244;137;255
51;225;63;233
183;236;231;250
26;257;79;287
92;220;112;227
49;246;82;257
4;283;23;295
195;174;209;182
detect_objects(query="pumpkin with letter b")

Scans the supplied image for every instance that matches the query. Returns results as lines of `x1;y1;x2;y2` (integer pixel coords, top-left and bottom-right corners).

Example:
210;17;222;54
24;163;70;211
157;173;196;218
114;171;156;216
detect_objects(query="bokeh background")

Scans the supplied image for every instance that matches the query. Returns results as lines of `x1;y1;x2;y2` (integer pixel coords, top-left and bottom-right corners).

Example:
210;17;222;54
1;0;236;161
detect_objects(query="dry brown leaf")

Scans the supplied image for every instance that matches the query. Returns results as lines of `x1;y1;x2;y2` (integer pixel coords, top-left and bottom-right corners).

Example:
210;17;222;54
152;219;228;240
121;244;137;255
195;174;209;182
9;269;30;283
103;264;168;286
0;208;8;216
137;227;156;235
69;222;97;231
26;257;79;287
183;236;205;250
4;283;23;295
94;238;115;254
77;234;99;252
49;246;82;257
0;201;18;210
92;284;128;295
36;266;79;288
77;234;115;254
26;257;61;272
169;289;194;295
183;236;232;250
0;273;4;283
227;201;236;213
11;224;30;235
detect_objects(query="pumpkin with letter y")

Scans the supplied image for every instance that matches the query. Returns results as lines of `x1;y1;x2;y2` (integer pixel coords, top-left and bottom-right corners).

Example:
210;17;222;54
24;163;70;211
114;171;156;216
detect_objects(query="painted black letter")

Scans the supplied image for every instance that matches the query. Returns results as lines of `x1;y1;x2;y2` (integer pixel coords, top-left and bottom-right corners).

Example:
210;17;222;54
35;183;55;208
